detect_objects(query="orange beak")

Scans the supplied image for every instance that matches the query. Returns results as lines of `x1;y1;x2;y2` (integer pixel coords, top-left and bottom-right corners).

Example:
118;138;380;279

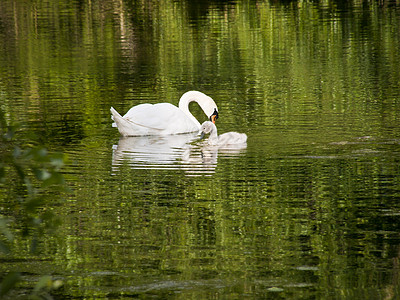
210;109;218;123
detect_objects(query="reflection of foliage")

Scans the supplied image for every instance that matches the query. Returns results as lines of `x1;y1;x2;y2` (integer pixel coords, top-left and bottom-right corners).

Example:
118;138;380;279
0;0;399;298
0;109;67;298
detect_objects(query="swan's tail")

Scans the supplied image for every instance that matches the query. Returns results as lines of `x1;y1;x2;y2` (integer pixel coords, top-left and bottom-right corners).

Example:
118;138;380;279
110;107;134;136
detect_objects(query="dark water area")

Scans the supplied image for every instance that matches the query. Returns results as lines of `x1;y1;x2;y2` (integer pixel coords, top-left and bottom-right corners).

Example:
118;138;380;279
1;0;400;299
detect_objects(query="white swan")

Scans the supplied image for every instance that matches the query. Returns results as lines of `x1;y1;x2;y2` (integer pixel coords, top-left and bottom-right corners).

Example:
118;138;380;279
110;91;219;136
200;121;247;146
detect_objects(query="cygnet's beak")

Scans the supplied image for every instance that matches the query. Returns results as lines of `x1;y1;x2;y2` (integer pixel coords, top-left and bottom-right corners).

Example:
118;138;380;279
199;131;205;139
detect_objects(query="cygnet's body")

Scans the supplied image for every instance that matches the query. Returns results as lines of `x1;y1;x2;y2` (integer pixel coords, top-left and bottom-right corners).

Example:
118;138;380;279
200;121;247;146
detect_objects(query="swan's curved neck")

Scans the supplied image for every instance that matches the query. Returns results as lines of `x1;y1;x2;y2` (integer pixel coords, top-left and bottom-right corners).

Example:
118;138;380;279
179;91;216;128
178;92;202;127
179;100;201;127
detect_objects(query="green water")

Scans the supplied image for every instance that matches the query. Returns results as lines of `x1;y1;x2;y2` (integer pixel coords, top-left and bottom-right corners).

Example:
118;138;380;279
1;0;400;298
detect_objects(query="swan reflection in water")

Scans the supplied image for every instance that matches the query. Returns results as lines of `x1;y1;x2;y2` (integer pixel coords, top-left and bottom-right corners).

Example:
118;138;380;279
111;133;246;176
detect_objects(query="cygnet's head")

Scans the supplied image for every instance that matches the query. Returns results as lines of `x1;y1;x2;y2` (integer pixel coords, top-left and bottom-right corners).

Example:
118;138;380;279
200;121;215;134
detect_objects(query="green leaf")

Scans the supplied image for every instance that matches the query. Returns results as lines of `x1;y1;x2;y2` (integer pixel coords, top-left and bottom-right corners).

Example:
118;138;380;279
0;272;21;297
50;153;65;169
0;240;10;254
4;125;19;140
0;216;13;241
41;172;65;188
52;279;63;289
25;197;45;212
34;168;51;181
12;146;22;158
33;275;52;292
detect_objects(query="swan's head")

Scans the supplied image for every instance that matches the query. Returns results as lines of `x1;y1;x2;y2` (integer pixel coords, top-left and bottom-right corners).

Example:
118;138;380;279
210;108;218;124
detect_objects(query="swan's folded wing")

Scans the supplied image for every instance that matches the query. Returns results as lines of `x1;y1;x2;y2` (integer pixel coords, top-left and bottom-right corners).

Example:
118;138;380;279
123;103;197;134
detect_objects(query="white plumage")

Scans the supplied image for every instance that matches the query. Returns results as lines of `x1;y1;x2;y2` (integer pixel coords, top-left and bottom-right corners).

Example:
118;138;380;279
110;91;218;136
200;121;247;146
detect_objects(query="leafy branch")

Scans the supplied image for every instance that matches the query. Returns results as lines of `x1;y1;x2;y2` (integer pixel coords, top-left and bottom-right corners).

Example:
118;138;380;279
0;108;69;298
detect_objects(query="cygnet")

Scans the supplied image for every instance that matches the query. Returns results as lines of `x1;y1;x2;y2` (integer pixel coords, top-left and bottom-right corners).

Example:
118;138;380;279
200;121;247;146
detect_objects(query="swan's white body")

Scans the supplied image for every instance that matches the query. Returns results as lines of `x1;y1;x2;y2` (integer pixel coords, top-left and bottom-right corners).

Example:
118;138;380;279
200;121;247;146
110;91;218;136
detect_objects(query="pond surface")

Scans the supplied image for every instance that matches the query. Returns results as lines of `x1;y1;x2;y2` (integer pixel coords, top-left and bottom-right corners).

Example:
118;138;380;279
1;0;400;298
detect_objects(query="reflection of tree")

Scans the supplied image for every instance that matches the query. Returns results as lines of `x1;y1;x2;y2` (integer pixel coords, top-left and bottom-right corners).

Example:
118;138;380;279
1;0;399;138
